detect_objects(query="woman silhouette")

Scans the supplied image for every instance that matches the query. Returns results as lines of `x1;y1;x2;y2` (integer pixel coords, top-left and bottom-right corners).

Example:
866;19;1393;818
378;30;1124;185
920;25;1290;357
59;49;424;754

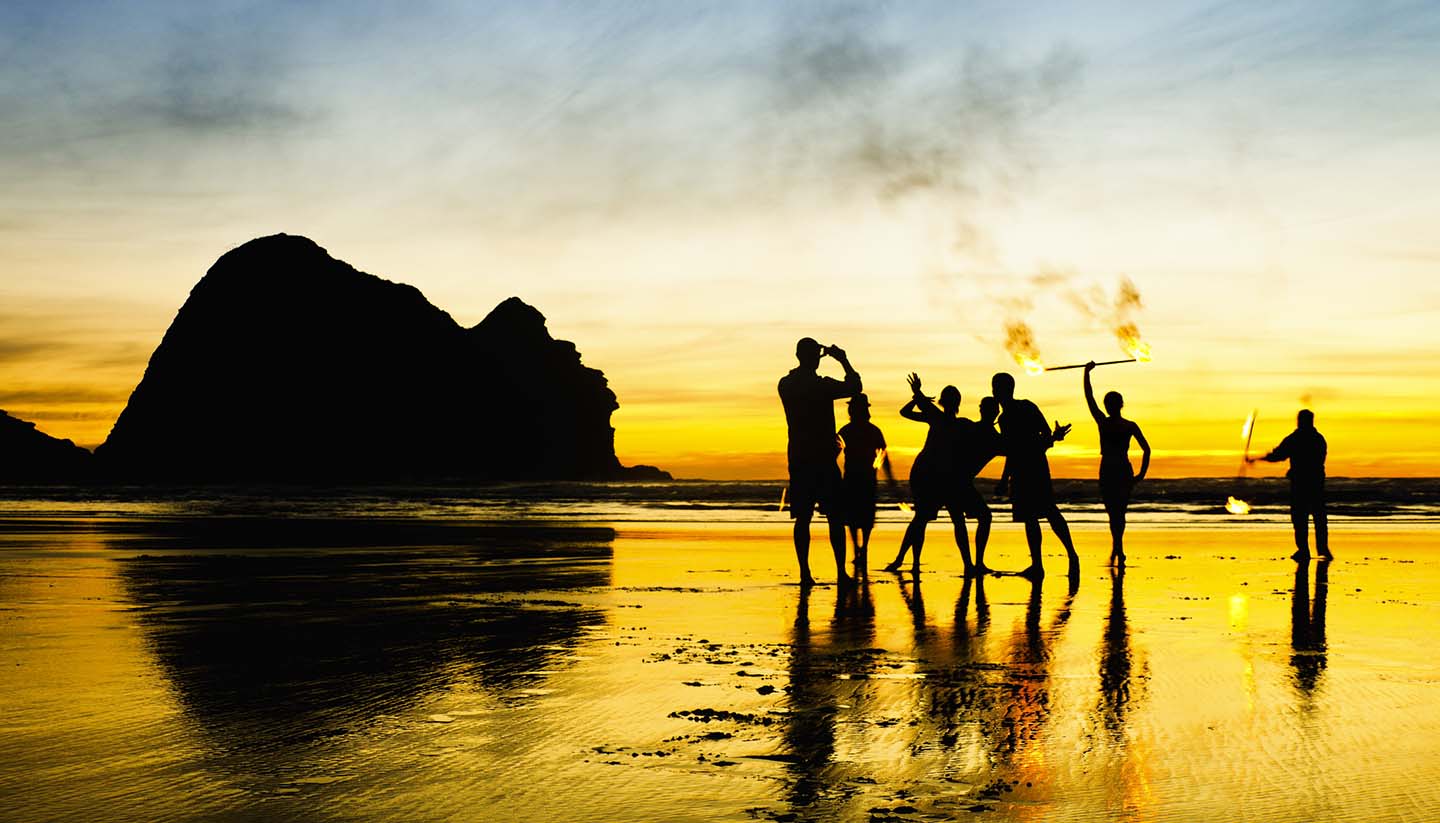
884;373;977;574
1084;361;1151;566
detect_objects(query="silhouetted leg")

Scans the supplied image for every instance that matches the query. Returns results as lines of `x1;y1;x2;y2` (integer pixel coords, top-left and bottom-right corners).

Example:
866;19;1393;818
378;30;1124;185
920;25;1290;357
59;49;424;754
829;518;852;586
950;512;975;575
794;512;815;586
1019;519;1045;580
1047;507;1079;577
1315;503;1331;559
1290;504;1309;561
910;517;928;573
1104;499;1126;565
885;518;921;572
856;526;872;576
973;506;992;574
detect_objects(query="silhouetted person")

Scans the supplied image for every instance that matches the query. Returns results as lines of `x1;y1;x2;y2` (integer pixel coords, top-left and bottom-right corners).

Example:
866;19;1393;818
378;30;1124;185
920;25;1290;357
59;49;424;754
991;372;1078;579
884;374;981;575
1097;566;1142;742
838;394;893;577
779;338;862;586
1083;362;1151;567
1289;560;1329;709
1249;409;1330;561
952;395;1004;574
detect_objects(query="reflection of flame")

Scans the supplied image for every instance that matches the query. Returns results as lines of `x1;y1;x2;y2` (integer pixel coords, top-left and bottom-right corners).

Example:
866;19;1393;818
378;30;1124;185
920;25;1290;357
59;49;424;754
778;487;787;512
1116;322;1152;362
898;501;913;513
872;448;886;471
1225;496;1251;515
1004;321;1045;374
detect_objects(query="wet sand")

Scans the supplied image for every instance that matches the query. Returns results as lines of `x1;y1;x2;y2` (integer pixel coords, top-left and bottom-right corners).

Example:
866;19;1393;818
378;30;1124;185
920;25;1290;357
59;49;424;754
2;516;1439;822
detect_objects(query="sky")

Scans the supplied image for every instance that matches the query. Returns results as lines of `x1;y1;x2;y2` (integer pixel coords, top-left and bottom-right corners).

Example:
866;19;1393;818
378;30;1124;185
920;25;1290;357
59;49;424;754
2;1;1439;478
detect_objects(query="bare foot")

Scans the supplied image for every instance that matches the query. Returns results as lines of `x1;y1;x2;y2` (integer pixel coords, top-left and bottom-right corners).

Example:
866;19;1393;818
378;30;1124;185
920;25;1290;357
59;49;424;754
1318;549;1334;561
799;575;817;587
1018;565;1045;581
909;563;921;575
882;560;903;573
837;572;855;588
1291;549;1310;562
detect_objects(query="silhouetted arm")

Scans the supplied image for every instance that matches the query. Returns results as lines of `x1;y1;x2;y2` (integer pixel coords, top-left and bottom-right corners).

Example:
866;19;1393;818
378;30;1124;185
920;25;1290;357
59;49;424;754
1134;422;1151;482
825;345;861;398
1083;362;1103;424
1260;433;1294;463
899;399;927;422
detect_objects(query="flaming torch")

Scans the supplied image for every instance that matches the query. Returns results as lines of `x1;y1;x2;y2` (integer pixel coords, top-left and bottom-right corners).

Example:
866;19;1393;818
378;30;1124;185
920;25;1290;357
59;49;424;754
1004;321;1045;376
1115;322;1153;363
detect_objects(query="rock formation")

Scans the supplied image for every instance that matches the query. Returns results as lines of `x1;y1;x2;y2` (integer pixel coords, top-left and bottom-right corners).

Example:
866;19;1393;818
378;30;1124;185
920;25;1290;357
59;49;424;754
95;234;668;481
0;410;93;481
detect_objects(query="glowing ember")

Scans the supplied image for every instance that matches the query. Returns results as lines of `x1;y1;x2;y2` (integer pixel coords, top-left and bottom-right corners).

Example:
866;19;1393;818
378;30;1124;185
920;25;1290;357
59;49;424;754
778;487;787;512
1225;496;1251;515
872;448;886;471
898;501;913;513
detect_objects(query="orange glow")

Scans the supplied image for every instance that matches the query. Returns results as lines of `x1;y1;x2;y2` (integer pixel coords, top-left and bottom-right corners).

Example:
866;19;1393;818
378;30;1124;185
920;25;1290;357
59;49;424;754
897;501;913;513
1116;323;1152;362
778;487;787;512
1225;496;1251;515
872;448;886;471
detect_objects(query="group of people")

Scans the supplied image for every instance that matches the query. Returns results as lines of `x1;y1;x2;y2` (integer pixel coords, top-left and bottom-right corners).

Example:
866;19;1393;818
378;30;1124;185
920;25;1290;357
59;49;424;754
778;337;1329;587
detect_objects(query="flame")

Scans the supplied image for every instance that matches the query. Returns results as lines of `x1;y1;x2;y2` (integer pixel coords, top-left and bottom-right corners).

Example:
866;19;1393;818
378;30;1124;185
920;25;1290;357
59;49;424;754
898;501;913;513
872;448;886;471
1004;321;1045;375
1225;496;1251;515
778;487;787;512
1116;322;1152;362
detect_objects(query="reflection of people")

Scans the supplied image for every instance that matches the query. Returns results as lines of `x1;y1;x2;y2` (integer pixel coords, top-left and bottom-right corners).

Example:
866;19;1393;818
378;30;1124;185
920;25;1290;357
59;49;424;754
884;374;981;575
1083;362;1151;567
1289;561;1329;707
992;372;1078;579
780;581;875;814
1250;410;1330;561
838;394;892;577
1097;566;1142;741
779;338;862;586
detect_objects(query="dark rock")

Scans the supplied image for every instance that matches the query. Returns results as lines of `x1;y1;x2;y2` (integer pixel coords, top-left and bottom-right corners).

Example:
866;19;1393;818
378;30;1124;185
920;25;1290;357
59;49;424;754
94;234;668;481
0;410;93;481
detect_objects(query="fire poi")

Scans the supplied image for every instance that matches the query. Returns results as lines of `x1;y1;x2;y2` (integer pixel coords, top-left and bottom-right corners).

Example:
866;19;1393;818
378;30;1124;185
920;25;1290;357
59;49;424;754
1227;410;1258;515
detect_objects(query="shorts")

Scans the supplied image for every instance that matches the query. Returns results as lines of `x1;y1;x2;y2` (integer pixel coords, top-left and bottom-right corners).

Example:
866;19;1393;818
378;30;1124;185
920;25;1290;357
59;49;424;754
788;460;843;520
1008;452;1056;522
1100;460;1134;512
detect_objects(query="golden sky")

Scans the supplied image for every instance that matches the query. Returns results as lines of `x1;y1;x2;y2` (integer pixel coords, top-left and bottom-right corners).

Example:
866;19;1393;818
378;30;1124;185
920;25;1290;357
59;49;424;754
2;2;1438;478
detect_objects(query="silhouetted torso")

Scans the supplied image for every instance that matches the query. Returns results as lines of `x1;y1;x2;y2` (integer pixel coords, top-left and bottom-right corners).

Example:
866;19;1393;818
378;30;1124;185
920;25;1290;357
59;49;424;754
838;421;885;479
998;399;1048;459
1270;428;1327;481
1098;418;1138;482
779;368;854;466
953;418;1000;479
911;409;958;481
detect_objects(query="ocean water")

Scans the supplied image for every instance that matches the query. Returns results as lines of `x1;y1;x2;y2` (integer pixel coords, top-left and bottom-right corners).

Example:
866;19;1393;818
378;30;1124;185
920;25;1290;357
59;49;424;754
2;485;1439;822
1;477;1438;524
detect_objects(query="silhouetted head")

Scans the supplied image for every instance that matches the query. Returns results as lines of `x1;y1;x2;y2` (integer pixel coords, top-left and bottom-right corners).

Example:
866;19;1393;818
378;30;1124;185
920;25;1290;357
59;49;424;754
795;337;823;369
1297;409;1315;429
979;396;999;424
939;386;961;415
991;372;1015;402
1104;390;1123;416
848;393;871;422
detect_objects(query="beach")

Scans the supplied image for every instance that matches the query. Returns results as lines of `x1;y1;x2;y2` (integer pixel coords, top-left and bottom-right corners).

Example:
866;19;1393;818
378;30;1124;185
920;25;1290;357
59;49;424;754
2;494;1439;822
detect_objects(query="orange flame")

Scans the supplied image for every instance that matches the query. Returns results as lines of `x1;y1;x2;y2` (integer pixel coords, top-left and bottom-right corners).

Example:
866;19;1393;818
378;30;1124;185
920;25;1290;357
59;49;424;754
1116;322;1152;362
1225;496;1251;515
1004;321;1045;374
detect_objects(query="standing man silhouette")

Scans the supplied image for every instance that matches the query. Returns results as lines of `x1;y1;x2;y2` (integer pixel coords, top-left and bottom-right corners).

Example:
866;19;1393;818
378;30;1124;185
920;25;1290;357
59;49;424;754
1083;361;1151;567
1250;410;1330;561
780;338;862;586
992;372;1078;579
